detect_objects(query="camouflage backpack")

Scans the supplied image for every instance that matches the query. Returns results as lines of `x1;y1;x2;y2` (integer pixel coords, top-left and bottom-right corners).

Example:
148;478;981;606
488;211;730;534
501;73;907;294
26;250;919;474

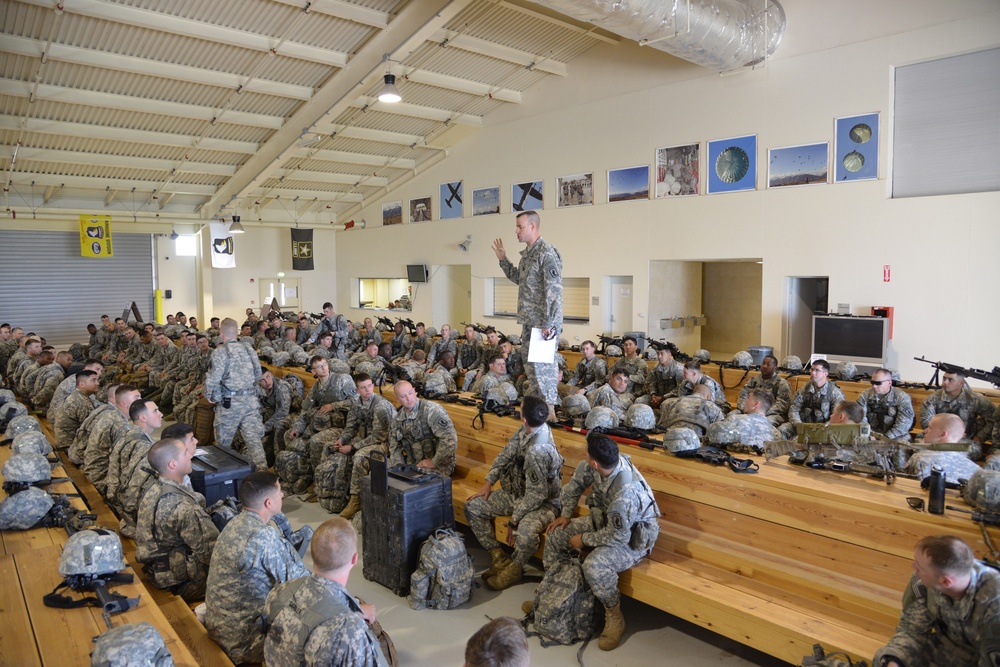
526;553;596;646
408;528;474;610
91;621;174;667
314;453;351;513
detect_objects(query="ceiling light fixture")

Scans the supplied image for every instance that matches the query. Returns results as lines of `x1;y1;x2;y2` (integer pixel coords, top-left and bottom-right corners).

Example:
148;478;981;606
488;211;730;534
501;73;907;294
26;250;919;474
229;215;245;234
377;74;401;104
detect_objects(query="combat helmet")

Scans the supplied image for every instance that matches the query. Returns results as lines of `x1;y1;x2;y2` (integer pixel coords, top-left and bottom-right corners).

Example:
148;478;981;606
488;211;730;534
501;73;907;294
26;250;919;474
12;431;53;456
732;351;754;369
485;382;518;407
1;452;52;490
624;404;656;431
585;406;620;430
693;349;711;363
706;421;742;446
560;394;591;419
57;528;128;582
836;360;858;381
292;350;311;365
0;402;28;430
782;355;803;371
270;351;291;367
422;370;451;397
328;359;351;375
5;413;42;440
0;388;16;407
604;345;623;358
507;334;521;346
662;427;701;453
643;347;659;360
91;622;175;667
0;487;55;530
425;326;438;338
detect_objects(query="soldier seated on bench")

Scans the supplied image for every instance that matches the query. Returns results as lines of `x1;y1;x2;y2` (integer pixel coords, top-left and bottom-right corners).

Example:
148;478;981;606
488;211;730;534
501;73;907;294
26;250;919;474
387;380;456;476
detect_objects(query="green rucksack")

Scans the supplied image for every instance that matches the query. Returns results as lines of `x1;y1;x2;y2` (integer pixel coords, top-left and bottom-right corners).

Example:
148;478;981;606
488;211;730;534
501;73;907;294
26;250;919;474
408;528;474;610
526;554;596;646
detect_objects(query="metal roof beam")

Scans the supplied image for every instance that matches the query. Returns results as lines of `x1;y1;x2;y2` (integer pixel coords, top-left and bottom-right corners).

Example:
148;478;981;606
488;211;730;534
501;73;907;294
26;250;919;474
316;124;426;147
0;114;258;154
399;67;521;103
269;0;389;29
2;147;236;176
7;172;217;196
260;188;364;202
272;169;388;187
350;96;482;126
290;148;415;169
428;29;568;76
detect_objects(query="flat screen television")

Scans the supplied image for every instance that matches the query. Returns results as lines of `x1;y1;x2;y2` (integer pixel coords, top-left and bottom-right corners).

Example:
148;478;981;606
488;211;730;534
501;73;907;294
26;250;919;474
811;314;888;366
406;264;428;283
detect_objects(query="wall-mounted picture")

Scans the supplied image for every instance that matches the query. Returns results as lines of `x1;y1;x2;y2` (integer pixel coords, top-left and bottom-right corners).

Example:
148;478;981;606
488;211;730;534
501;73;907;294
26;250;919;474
655;143;700;197
409;196;432;223
472;186;501;216
835;112;879;182
512;180;543;212
382;200;402;226
708;134;757;193
440;181;463;219
556;172;594;207
767;142;829;188
608;165;650;202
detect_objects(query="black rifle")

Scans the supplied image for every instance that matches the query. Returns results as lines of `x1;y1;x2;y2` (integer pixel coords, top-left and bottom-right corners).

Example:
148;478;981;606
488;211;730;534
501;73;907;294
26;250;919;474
376;315;394;329
646;339;691;362
397;318;417;335
914;356;1000;389
675;446;759;473
596;334;623;355
591;426;664;450
947;505;1000;528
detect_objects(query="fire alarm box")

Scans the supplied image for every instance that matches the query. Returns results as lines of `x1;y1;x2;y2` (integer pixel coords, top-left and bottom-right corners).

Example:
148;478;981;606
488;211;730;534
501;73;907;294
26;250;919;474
872;306;894;339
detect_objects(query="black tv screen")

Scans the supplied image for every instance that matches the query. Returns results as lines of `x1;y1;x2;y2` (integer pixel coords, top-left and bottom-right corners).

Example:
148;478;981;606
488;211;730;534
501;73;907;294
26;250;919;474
812;315;887;363
406;264;427;283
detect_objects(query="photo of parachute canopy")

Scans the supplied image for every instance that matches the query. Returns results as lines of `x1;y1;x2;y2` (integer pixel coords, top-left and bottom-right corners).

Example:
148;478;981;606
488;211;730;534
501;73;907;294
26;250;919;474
708;134;757;193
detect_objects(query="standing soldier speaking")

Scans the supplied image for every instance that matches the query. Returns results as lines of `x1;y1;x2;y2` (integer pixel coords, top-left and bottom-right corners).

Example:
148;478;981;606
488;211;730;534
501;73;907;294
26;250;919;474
493;210;563;418
205;317;267;470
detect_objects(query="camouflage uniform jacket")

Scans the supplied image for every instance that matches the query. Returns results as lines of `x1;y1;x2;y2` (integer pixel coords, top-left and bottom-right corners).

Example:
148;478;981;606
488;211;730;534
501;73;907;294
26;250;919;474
426;337;457;366
476;343;503;371
7;350;31;384
136;477;219;589
505;348;526;379
737;373;793;420
658;396;725;435
994;404;1000;449
206;510;308;663
611;355;649;394
858;386;915;440
645;359;685;398
47;375;79;423
723;412;780;447
361;327;382;350
55;390;99;448
485;423;563;522
18;361;41;396
204;340;261;404
91;327;114;357
0;339;18;377
313;314;349;354
292;373;357;433
84;407;132;493
589;384;635;421
921;386;994;442
559;455;658;549
260;380;292;433
389;331;411;359
31;363;65;411
670;374;730;413
876;562;1000;667
295;325;314;346
499;236;563;331
105;426;154;512
150;343;179;370
480;370;513;399
388;399;457;475
423;366;458;395
456;339;482;371
340;393;396;452
570;356;609;393
406;333;431;359
263;574;387;667
348;351;378;369
788;381;845;424
344;328;362;354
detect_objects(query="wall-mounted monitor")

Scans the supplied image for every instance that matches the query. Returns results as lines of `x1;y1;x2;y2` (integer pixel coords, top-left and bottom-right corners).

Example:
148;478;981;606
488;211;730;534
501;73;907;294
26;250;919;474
811;314;889;367
406;264;428;283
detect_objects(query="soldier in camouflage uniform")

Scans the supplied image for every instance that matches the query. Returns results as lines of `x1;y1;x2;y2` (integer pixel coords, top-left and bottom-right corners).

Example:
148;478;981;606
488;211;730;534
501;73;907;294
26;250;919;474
388;380;457;475
875;534;1000;667
640;344;684;409
284;356;357;450
494;211;563;412
857;368;916;441
136;437;220;601
263;517;387;667
54;370;101;450
325;373;396;519
348;340;380;370
310;302;349;361
658;384;726;435
568;340;609;396
589;369;635;421
310;331;337;362
138;332;180;390
9;337;41;388
48;359;103;423
295;315;315;346
920;369;994;446
105;400;161;528
18;346;50;399
426;323;456;366
736;355;792;426
404;322;432;360
259;369;292;466
466;396;564;590
478;354;513;400
423;351;459;394
668;360;730;415
541;433;660;651
724;389;780;447
500;337;525;382
388;321;411;361
457;324;483;390
30;350;70;413
781;359;846;439
85;384;141;495
610;337;648;396
206;471;309;664
204;318;267;471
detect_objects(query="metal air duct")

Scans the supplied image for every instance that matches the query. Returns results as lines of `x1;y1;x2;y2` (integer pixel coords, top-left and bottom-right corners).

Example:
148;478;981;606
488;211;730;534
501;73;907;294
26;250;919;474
532;0;785;72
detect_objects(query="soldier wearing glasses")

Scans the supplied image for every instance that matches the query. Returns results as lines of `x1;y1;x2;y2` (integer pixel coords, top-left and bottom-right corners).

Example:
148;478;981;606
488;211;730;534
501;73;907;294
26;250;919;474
857;368;915;441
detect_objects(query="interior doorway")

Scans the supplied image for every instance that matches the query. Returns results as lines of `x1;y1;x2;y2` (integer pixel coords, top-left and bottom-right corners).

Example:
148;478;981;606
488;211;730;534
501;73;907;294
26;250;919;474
259;277;301;312
783;276;829;360
603;276;633;336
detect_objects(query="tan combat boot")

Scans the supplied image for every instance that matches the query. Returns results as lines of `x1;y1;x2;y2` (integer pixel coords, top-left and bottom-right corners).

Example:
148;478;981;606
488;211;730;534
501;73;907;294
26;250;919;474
484;547;512;579
339;494;362;519
486;562;523;590
598;602;625;651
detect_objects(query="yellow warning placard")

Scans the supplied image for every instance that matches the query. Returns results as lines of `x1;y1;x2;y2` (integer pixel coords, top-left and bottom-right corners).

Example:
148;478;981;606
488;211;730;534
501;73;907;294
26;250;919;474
79;214;113;257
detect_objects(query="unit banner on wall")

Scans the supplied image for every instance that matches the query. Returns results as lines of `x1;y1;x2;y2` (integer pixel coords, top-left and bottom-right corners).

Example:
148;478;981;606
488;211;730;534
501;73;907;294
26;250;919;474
79;214;113;257
291;228;314;271
209;222;236;269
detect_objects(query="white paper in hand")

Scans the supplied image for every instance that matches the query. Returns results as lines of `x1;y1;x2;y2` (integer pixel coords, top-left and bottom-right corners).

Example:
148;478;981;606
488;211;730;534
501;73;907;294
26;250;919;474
527;327;558;363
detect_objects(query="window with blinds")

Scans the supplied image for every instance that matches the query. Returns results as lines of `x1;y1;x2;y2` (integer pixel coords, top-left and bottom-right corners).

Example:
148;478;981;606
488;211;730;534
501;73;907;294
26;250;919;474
892;47;1000;198
493;277;590;322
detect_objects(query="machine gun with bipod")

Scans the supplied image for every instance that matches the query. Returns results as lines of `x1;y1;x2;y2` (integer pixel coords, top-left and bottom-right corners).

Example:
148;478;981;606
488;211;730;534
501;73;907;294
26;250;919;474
914;356;1000;388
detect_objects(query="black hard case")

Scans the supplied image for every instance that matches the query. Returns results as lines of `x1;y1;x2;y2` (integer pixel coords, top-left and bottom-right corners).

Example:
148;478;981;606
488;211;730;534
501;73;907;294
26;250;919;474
361;456;454;596
189;445;253;505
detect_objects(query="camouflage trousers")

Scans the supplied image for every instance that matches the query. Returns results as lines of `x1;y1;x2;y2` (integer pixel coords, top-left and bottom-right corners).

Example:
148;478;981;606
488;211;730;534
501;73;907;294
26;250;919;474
214;395;266;470
466;489;556;566
543;515;643;608
348;444;387;496
521;325;558;406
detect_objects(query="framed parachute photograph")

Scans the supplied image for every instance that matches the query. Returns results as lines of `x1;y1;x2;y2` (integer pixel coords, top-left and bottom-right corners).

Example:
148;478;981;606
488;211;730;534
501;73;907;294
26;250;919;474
608;165;650;202
835;112;879;182
472;186;501;216
767;142;829;188
707;134;757;194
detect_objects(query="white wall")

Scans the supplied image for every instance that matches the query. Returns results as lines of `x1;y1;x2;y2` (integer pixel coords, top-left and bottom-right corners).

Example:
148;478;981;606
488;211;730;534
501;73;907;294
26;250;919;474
155;236;199;318
333;0;1000;384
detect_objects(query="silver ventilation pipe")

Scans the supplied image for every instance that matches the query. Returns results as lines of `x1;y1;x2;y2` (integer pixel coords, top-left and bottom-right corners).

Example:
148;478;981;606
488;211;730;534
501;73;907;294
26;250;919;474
531;0;785;72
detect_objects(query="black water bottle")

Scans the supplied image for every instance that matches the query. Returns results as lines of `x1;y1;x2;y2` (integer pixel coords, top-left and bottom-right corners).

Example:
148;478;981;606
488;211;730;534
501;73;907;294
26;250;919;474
928;465;946;515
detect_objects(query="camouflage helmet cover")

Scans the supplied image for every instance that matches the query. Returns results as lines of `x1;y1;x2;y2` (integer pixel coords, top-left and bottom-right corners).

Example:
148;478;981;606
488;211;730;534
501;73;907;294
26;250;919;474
328;359;351;375
585;406;620;430
782;355;803;371
6;413;42;439
693;349;711;362
91;621;175;667
732;351;754;368
58;528;128;577
12;431;53;456
836;360;858;381
662;427;701;453
1;452;52;484
0;486;55;530
706;421;742;445
624;404;656;431
560;394;591;418
604;345;623;358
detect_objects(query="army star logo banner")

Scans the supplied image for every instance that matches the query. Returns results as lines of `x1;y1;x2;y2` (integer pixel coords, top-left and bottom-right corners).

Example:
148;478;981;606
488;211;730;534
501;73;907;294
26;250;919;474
291;228;314;271
79;214;113;257
209;222;236;268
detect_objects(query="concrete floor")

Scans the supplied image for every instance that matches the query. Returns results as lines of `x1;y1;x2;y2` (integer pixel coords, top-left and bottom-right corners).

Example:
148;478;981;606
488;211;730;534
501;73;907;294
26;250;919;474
280;492;793;667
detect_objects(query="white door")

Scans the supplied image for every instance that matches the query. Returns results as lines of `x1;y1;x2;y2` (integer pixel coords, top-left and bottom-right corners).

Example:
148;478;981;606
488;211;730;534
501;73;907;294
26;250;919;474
782;276;827;360
604;276;633;336
259;278;301;312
